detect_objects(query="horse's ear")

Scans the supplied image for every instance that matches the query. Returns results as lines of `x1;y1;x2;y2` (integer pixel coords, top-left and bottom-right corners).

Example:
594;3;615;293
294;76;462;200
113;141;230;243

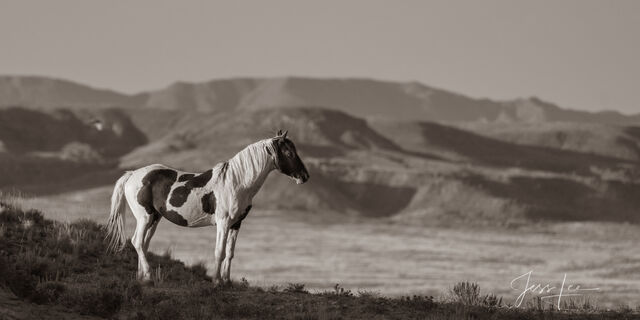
276;130;288;139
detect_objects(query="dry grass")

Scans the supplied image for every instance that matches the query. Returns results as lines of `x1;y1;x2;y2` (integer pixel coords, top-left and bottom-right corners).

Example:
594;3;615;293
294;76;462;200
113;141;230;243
1;202;639;319
6;189;640;309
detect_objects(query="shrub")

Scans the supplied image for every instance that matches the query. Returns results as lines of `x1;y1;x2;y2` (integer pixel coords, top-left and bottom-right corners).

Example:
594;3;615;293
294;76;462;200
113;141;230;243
153;265;168;285
356;289;380;299
452;281;481;306
332;283;353;297
236;277;250;290
400;295;437;311
268;285;280;293
451;281;502;307
283;283;308;294
1;259;37;298
151;299;182;320
187;261;209;281
483;293;503;308
58;279;124;317
123;280;143;304
31;281;66;304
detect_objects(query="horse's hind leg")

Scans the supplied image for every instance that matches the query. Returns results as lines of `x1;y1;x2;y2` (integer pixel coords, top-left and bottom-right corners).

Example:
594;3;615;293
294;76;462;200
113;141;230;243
143;215;161;253
125;195;154;281
123;177;155;282
131;213;152;281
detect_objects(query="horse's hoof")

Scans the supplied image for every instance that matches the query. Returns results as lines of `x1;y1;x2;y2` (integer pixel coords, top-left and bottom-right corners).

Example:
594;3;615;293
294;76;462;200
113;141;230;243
213;279;230;289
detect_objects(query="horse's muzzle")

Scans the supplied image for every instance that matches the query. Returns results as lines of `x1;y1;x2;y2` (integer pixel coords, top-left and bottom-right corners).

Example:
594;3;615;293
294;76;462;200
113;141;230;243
295;171;310;184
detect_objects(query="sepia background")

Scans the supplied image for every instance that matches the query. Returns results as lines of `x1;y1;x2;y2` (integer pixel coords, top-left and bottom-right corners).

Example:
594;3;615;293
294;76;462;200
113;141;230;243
1;0;639;308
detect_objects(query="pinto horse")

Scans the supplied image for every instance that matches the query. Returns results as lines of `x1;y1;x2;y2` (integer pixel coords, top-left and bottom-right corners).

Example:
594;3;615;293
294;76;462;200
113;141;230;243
105;130;309;285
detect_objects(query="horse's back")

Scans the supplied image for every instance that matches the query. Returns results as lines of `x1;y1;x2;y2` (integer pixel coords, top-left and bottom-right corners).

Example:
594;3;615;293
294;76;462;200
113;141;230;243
124;164;215;227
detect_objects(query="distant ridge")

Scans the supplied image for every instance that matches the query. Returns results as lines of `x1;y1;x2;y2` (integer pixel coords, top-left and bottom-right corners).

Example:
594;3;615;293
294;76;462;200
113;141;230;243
1;102;639;224
0;75;142;108
0;75;638;124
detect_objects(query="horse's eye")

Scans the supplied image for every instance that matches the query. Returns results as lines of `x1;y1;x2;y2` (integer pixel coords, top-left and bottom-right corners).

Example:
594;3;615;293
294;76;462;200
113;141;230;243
284;150;292;157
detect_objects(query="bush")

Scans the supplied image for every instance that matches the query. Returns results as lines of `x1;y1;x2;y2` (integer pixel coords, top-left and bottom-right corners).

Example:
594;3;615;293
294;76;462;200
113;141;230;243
283;283;308;294
123;280;143;304
332;283;353;297
452;281;481;306
31;281;66;304
400;295;437;312
1;260;37;298
151;298;183;320
58;280;124;317
451;281;502;308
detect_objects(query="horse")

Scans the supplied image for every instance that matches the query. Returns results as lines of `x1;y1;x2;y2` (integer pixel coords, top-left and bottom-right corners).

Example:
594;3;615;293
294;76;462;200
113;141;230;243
105;130;309;285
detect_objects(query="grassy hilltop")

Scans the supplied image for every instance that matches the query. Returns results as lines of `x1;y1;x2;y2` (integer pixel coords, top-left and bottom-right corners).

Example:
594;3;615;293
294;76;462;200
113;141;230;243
1;202;638;320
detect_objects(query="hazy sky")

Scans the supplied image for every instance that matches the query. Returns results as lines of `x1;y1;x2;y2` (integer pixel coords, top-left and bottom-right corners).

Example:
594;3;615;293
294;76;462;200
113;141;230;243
1;0;638;114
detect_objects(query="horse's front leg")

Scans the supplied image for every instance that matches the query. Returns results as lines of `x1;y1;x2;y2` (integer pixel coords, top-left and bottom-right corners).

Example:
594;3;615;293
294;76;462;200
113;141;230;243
221;226;240;285
211;217;230;286
222;205;250;285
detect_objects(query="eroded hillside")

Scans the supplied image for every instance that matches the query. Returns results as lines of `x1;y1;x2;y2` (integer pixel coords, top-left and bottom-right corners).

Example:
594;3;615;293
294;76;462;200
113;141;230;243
1;76;639;226
0;107;146;190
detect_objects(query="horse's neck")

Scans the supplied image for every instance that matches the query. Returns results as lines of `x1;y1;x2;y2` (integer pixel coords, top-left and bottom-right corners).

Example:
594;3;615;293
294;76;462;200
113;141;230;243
225;140;274;193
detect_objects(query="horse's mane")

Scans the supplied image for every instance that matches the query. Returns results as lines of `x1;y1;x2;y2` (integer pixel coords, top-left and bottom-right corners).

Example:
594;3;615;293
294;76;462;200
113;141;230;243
216;139;276;189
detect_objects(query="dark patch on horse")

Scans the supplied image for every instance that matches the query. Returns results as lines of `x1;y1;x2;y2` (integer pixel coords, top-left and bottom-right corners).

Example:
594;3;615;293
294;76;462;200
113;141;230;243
169;169;213;207
137;169;178;217
168;186;190;208
136;169;189;227
163;210;188;226
231;205;252;230
201;191;216;215
178;173;195;182
189;169;213;186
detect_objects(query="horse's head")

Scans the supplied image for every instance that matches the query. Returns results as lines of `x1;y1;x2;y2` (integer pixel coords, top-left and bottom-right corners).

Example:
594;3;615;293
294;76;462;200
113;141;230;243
269;130;309;184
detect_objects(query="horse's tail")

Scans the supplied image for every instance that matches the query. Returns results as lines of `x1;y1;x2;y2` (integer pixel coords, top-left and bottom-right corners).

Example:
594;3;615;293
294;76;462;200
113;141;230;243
105;171;133;253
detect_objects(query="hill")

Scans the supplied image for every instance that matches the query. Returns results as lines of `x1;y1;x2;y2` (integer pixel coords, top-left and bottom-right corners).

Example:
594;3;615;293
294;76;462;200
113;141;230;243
0;204;634;319
1;75;639;226
1;102;639;224
2;103;639;224
0;107;146;157
0;106;146;190
1;75;639;124
454;121;640;162
0;76;142;109
119;106;640;224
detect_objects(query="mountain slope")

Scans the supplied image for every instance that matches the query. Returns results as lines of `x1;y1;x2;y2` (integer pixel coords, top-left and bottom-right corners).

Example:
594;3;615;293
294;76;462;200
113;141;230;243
119;106;640;224
369;118;637;173
0;107;146;157
1;75;638;124
454;122;640;162
0;76;142;108
0;106;147;190
121;107;401;167
139;77;640;124
2;76;640;225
